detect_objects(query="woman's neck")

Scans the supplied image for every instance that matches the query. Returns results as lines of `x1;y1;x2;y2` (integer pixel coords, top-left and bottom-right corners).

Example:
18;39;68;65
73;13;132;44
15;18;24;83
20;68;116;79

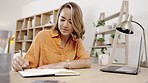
60;35;70;48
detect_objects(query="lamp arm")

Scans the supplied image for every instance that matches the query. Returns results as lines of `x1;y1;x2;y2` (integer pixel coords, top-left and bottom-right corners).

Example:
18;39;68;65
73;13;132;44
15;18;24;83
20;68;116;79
131;20;148;61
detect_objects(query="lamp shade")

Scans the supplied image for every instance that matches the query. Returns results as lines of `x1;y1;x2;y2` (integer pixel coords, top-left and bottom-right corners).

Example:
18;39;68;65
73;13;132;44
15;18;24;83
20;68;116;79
116;14;134;34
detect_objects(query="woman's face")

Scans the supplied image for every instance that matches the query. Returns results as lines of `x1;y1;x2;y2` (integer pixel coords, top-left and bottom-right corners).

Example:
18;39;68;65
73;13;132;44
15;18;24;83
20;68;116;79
58;7;74;36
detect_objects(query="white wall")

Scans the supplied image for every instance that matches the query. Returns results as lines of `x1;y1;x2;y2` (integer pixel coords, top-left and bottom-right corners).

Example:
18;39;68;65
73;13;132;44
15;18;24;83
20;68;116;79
0;3;23;54
21;0;148;64
0;5;21;34
0;1;33;34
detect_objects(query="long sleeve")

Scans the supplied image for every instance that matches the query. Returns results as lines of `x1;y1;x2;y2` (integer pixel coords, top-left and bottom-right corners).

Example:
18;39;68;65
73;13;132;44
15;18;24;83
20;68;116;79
24;31;42;68
24;30;90;68
75;39;90;59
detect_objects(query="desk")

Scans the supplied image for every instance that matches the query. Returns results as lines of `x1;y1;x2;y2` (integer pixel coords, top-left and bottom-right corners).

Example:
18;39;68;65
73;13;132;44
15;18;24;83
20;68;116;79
10;64;148;83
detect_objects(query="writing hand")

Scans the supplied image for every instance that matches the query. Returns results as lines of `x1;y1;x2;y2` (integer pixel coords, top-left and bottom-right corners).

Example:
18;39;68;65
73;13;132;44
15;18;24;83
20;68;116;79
12;56;29;72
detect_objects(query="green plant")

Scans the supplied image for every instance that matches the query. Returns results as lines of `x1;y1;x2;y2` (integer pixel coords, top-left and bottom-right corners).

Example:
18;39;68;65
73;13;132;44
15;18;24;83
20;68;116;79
110;32;121;39
100;47;107;54
95;51;98;57
91;48;99;57
97;38;105;42
110;32;115;39
93;20;105;27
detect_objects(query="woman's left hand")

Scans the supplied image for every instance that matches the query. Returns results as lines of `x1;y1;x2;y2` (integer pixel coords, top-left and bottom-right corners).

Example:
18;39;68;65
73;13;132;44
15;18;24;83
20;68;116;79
38;62;66;69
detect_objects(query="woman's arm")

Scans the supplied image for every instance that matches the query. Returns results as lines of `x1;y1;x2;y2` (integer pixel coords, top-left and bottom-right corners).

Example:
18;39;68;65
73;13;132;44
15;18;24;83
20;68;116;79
11;57;29;71
64;58;91;69
38;58;91;69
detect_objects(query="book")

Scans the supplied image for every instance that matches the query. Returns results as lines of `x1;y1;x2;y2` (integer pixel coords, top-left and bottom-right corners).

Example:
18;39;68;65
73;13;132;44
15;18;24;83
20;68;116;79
18;69;80;78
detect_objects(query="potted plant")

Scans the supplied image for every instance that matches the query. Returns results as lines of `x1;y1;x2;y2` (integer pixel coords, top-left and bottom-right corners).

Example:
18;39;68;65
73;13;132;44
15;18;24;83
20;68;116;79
94;47;107;57
97;47;109;66
93;20;105;27
111;32;115;39
100;47;107;54
92;47;107;64
96;37;105;46
109;32;121;44
109;32;115;44
93;20;105;32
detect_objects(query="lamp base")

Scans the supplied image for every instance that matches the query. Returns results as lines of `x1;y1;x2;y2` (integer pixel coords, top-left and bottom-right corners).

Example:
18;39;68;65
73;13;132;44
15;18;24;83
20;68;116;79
140;61;148;68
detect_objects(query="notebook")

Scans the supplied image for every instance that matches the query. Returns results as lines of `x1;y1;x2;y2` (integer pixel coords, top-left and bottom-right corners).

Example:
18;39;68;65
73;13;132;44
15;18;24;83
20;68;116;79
100;36;143;75
18;69;80;78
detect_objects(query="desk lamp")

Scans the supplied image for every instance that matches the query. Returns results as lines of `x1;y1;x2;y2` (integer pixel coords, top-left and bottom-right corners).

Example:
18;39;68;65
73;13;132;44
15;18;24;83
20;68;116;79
116;14;148;67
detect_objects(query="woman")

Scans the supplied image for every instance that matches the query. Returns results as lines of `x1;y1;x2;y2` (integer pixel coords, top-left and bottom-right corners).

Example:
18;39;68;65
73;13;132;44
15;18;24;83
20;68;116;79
12;2;91;71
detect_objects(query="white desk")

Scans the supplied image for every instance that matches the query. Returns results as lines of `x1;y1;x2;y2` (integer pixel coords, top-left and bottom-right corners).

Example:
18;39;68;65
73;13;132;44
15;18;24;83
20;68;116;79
10;64;148;83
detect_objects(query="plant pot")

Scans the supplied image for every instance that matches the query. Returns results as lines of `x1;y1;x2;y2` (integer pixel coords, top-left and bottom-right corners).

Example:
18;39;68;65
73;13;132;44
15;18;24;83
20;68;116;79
98;53;110;66
96;41;104;46
109;37;114;44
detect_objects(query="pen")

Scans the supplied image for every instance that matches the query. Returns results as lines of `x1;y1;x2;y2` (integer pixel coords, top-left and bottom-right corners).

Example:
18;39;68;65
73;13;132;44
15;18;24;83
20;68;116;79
19;49;23;58
19;49;25;71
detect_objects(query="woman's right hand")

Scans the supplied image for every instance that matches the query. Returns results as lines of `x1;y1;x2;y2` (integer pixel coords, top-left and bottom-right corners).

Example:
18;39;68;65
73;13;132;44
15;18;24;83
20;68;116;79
11;57;29;72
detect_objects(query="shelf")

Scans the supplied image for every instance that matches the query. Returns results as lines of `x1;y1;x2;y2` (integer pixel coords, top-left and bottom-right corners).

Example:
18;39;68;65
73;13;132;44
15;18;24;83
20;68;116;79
14;9;59;53
26;40;33;42
15;42;22;52
101;11;126;22
28;29;33;40
34;27;43;37
16;29;22;31
26;42;32;52
91;45;112;49
21;28;28;30
42;11;53;25
16;19;24;30
90;11;128;59
91;43;125;49
16;40;33;42
96;28;116;35
44;23;54;27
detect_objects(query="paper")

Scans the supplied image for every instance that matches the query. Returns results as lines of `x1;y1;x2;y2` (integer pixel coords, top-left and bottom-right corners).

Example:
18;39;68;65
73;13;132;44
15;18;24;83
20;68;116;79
18;69;80;78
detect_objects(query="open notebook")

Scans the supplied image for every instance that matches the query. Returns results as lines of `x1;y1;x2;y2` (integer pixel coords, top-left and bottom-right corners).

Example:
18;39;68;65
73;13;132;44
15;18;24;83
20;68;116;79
100;36;143;75
19;69;80;78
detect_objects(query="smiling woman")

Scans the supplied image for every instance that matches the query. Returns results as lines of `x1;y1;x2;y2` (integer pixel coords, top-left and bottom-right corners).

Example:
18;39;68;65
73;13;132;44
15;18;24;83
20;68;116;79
58;7;74;48
12;2;91;72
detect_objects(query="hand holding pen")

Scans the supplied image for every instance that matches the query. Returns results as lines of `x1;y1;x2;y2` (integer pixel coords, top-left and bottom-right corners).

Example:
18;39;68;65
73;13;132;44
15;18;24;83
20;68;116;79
19;49;23;58
11;49;29;72
19;49;28;70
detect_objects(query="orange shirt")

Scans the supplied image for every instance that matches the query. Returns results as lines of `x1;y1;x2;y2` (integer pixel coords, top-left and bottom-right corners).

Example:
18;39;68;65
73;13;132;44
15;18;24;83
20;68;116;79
24;29;90;68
